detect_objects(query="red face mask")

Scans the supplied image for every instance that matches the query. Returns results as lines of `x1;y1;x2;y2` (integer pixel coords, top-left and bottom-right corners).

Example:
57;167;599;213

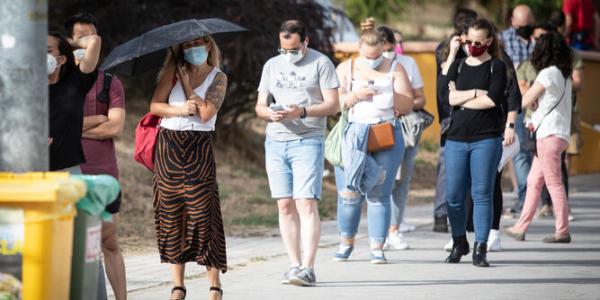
468;44;489;57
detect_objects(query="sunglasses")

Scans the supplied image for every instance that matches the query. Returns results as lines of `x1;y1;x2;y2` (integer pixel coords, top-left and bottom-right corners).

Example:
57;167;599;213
464;38;491;47
278;48;303;55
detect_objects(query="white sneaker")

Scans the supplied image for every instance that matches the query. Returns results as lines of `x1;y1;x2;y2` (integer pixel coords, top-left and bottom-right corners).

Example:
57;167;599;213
443;237;453;252
568;214;575;221
398;222;416;233
384;232;410;250
487;229;503;252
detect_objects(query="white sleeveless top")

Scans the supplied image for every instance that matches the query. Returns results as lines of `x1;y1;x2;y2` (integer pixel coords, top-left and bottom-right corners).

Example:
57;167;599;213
160;67;221;131
348;60;397;124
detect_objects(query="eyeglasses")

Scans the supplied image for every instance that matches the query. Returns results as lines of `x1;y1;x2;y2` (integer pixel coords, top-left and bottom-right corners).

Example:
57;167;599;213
278;48;303;55
464;38;490;47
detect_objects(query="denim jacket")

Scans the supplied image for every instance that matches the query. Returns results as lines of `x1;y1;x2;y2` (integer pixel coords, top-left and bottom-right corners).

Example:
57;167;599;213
341;122;382;195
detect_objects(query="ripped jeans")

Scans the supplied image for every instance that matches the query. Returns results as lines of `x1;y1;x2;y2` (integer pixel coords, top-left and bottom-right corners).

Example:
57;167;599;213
334;125;404;245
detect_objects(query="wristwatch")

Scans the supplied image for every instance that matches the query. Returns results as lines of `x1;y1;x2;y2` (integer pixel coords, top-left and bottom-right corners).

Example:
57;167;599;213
300;107;307;119
506;122;515;129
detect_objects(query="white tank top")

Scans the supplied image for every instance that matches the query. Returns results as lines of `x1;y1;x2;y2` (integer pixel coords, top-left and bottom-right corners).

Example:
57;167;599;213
160;67;221;131
348;60;397;124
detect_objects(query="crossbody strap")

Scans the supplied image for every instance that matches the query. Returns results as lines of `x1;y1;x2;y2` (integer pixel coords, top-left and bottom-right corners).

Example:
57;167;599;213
534;76;568;133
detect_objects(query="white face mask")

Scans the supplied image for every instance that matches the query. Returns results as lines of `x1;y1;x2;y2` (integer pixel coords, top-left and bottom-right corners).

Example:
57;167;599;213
362;55;384;69
73;49;86;61
382;51;395;59
282;42;307;64
47;54;58;75
284;51;304;64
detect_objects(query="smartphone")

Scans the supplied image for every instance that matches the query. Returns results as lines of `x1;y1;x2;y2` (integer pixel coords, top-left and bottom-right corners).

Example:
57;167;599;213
270;103;286;112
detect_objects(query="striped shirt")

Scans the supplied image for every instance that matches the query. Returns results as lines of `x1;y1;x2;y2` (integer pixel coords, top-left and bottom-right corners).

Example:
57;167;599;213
499;27;535;66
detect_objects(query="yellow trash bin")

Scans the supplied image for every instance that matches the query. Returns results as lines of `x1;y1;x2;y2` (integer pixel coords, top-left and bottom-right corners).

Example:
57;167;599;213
0;172;86;300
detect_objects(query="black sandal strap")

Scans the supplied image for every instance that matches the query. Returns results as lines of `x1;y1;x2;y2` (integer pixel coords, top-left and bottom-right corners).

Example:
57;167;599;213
171;286;187;295
210;286;223;295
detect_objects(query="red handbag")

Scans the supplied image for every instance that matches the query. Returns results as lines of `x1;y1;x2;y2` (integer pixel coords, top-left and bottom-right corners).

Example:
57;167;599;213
134;75;178;171
134;113;161;171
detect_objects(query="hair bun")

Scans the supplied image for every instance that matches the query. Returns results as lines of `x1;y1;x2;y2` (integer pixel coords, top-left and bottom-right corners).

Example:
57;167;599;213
360;17;376;32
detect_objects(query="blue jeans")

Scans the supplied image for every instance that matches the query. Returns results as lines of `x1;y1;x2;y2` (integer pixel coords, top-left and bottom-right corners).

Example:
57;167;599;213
390;143;419;225
335;123;404;244
445;137;502;243
265;136;325;200
512;112;532;210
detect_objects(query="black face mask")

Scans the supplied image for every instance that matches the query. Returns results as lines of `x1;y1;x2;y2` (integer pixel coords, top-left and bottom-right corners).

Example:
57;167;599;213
516;25;534;40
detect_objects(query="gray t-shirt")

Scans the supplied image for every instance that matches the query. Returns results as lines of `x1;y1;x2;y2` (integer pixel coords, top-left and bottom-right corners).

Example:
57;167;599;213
258;48;340;141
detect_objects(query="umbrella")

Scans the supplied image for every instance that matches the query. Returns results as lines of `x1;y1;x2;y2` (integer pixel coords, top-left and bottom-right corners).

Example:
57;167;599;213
99;18;247;76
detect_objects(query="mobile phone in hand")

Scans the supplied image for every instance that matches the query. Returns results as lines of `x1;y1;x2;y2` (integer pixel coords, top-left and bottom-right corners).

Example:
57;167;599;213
270;103;286;112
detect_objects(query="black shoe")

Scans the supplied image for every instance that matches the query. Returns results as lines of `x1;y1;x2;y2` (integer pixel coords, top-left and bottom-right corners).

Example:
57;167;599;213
472;242;490;267
445;235;469;263
433;216;449;233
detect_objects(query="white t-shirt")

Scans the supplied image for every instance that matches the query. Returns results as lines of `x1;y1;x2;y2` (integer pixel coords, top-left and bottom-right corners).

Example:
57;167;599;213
348;60;397;124
394;55;424;89
160;67;221;131
532;66;572;142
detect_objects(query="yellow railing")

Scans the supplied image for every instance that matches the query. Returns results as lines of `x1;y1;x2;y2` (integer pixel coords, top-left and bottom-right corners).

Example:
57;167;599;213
334;42;600;174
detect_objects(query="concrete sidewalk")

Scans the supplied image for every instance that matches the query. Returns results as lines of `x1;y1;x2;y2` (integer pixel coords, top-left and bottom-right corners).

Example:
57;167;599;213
119;175;600;300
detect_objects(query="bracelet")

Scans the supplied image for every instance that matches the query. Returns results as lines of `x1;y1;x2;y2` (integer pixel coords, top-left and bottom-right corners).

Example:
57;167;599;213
506;122;515;129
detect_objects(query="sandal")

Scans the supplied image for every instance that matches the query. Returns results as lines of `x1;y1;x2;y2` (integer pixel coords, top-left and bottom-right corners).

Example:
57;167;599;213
170;286;186;300
210;286;223;299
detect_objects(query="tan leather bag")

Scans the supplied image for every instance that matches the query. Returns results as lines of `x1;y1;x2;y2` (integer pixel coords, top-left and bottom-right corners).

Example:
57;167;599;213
367;122;395;152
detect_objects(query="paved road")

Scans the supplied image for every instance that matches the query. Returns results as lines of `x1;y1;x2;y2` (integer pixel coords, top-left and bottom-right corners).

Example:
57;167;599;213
121;175;600;300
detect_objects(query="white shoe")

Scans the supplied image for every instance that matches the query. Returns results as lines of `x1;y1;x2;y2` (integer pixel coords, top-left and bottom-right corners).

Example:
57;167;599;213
568;214;575;221
443;237;453;252
398;222;416;233
384;232;410;250
487;229;503;252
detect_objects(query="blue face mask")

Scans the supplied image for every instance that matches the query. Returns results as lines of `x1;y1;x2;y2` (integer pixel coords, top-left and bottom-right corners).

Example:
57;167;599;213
183;46;208;65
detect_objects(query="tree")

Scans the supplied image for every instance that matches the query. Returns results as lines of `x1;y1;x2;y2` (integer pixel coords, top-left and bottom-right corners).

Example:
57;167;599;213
48;0;336;126
341;0;409;25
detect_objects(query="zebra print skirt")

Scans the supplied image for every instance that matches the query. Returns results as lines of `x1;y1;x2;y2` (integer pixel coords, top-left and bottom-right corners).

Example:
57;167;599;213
153;128;227;272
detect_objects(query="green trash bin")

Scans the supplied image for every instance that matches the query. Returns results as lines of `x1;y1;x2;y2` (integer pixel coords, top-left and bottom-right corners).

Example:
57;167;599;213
69;175;120;300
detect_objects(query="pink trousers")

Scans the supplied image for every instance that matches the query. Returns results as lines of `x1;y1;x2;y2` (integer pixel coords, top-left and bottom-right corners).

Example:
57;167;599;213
513;136;570;236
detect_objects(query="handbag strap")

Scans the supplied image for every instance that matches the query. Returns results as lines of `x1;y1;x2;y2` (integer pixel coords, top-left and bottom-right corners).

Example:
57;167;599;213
534;76;568;134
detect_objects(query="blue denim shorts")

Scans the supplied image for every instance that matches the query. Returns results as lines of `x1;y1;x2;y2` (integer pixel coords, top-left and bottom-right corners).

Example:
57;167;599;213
265;136;325;200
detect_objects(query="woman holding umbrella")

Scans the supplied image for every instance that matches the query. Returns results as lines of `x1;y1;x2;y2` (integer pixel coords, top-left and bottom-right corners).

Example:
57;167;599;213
150;34;227;300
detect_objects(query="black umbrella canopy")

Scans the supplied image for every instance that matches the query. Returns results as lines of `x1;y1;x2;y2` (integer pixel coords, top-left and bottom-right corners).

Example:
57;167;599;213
100;18;247;76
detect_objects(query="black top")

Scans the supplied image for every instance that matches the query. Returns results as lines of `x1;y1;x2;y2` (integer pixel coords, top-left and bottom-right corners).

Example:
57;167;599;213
49;69;98;171
436;42;521;124
444;58;507;142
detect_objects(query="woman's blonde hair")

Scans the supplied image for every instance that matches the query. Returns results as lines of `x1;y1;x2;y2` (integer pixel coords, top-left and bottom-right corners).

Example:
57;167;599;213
157;35;222;82
359;17;383;46
360;29;384;46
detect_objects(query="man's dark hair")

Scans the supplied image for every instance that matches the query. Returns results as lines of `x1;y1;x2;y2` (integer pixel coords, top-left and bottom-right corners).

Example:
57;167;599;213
280;20;307;41
531;31;573;78
64;12;98;37
376;26;396;44
549;11;566;29
453;8;478;32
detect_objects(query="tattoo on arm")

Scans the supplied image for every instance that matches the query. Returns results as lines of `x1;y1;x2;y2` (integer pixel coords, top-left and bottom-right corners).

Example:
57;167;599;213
205;73;228;110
